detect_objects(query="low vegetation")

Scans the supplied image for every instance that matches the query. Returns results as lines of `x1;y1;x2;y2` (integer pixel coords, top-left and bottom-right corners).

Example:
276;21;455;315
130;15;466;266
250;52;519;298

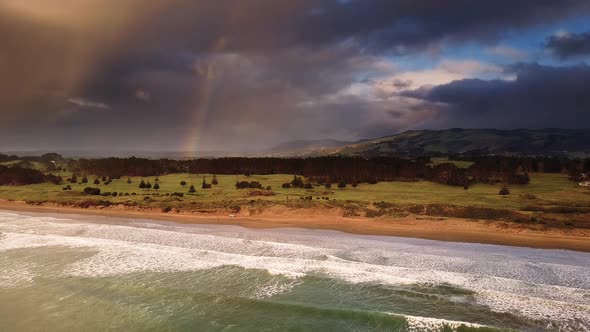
0;154;588;231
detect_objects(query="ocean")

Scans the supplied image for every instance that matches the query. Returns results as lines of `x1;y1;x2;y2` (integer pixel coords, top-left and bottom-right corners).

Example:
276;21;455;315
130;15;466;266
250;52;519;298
0;210;588;331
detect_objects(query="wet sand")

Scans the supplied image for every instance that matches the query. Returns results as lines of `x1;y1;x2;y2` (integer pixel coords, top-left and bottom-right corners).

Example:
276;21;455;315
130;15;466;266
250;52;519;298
1;199;589;252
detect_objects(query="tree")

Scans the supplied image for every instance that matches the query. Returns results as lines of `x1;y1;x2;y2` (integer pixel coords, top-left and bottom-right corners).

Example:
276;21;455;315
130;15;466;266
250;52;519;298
188;185;196;194
324;183;332;189
81;176;88;184
499;185;510;197
180;180;187;188
290;175;304;188
146;182;152;191
338;181;347;189
212;174;219;185
139;179;146;190
153;183;160;192
154;177;160;183
202;177;211;189
70;175;78;184
127;178;132;184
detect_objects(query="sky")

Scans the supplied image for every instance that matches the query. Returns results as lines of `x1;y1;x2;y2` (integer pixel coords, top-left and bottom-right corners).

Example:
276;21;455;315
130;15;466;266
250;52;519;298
1;0;590;154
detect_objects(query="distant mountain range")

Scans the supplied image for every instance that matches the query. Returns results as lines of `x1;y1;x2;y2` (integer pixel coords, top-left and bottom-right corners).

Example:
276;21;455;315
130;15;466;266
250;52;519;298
266;139;353;156
268;129;590;157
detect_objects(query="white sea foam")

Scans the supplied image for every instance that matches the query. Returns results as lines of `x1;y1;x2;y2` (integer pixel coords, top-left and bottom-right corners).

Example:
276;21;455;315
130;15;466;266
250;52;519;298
0;263;35;288
401;314;485;331
1;210;589;328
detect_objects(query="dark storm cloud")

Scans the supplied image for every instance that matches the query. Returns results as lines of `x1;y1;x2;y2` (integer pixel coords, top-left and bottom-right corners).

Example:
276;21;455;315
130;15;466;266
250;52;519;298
1;0;590;151
402;64;590;129
546;30;590;59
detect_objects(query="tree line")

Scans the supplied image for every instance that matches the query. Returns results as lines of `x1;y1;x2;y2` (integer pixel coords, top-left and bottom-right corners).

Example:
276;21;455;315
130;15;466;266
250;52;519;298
1;155;588;187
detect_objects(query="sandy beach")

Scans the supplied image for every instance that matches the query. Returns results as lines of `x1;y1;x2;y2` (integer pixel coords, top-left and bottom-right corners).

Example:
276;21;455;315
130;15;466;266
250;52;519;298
1;199;589;252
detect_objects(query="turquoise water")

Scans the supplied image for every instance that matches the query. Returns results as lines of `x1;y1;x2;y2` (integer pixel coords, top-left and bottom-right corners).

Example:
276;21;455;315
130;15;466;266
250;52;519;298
1;211;589;331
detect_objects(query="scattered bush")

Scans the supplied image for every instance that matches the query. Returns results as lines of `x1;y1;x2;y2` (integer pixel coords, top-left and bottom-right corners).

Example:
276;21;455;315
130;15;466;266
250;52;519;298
290;175;304;188
236;181;263;189
499;186;510;197
83;187;101;195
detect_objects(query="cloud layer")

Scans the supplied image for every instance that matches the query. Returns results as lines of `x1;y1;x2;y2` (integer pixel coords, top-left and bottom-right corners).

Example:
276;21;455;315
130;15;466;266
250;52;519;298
1;0;589;152
546;30;590;59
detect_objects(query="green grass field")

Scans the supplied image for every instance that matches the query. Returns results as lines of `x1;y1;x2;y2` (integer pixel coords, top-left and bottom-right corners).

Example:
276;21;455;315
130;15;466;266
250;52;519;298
0;172;588;213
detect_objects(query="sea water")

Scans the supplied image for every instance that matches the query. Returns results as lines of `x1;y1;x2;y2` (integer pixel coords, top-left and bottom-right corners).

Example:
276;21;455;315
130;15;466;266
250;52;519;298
0;210;588;331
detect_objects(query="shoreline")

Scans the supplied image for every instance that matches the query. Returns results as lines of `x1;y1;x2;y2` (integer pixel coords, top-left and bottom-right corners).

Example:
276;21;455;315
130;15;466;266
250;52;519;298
1;199;589;252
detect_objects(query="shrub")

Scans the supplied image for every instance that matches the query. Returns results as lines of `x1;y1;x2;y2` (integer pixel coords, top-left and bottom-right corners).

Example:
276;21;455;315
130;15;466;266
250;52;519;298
499;186;510;196
338;181;347;189
75;200;112;209
236;181;263;189
161;206;173;213
83;187;101;195
282;183;291;189
46;174;63;185
290;175;304;188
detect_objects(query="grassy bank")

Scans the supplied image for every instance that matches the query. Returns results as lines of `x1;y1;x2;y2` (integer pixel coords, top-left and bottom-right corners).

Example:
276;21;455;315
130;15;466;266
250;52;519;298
0;172;588;230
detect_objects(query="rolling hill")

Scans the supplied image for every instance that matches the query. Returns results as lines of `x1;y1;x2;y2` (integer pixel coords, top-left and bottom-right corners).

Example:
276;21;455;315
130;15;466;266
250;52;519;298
269;129;590;157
